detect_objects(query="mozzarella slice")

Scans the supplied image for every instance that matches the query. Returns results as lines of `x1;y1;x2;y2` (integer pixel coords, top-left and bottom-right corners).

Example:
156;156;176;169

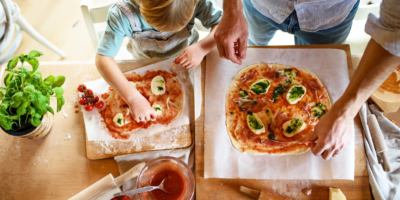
152;104;162;115
129;81;137;89
113;113;124;126
247;112;265;135
250;79;270;95
286;85;306;104
151;76;166;95
311;103;327;119
283;119;306;137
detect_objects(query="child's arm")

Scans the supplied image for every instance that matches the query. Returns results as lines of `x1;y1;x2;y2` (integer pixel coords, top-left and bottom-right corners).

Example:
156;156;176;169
95;54;157;122
174;24;219;69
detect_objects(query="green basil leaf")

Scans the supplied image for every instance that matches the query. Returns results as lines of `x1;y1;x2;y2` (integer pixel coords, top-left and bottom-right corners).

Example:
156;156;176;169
32;71;42;85
4;73;13;87
52;76;65;88
0;92;3;101
57;96;65;112
26;57;39;72
5;88;15;97
28;50;43;58
27;106;36;116
46;105;54;115
23;85;35;94
0;117;13;130
6;57;19;71
8;80;16;88
19;67;30;75
53;87;63;98
30;116;41;127
10;100;21;108
14;76;21;87
11;92;24;102
16;105;27;116
43;75;55;86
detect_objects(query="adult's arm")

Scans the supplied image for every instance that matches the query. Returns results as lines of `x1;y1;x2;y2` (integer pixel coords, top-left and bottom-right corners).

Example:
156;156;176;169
214;0;248;64
308;39;400;160
309;0;400;160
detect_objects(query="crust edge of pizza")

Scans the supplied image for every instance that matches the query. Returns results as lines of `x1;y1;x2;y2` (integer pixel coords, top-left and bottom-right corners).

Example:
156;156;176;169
225;63;331;155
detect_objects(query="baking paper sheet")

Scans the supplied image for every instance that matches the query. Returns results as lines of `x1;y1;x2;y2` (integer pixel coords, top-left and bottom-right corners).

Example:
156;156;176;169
204;48;355;180
82;58;191;142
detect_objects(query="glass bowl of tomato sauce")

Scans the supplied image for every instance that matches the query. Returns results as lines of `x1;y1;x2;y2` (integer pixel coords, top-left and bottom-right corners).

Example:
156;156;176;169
136;156;195;200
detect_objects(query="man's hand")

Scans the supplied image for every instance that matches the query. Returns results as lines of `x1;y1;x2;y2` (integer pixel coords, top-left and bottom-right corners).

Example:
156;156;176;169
214;1;248;64
308;108;353;160
174;43;206;69
128;91;157;122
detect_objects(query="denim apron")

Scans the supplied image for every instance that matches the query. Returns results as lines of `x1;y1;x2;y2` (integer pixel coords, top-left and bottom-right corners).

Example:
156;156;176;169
116;0;199;59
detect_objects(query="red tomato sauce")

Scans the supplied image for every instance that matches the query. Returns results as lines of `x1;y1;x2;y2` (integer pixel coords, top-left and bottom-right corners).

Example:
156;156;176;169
150;169;185;200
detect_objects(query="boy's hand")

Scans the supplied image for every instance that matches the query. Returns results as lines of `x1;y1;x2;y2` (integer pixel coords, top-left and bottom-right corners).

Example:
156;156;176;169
128;91;157;122
174;44;206;69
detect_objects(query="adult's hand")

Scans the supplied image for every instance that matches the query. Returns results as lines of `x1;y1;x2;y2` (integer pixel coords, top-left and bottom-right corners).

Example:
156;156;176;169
307;102;353;160
307;39;400;160
214;0;248;64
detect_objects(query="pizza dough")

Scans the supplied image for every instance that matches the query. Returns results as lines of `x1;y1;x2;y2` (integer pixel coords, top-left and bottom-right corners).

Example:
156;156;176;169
225;63;331;155
99;69;184;139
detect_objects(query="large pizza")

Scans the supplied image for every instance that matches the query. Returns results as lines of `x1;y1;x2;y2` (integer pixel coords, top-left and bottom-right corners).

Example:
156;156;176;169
225;63;331;155
100;69;183;139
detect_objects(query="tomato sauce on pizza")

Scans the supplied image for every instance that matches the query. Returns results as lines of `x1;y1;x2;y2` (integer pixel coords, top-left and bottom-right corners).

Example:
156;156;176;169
225;63;331;155
99;69;184;140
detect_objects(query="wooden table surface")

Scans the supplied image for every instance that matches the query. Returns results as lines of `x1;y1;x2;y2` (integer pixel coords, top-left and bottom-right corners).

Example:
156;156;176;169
195;45;375;200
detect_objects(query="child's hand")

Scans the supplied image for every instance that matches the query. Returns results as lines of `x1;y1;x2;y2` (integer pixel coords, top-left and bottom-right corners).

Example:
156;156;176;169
174;44;206;69
128;91;157;122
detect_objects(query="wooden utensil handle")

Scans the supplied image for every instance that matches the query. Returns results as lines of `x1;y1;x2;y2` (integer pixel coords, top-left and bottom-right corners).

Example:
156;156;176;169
380;152;393;172
115;162;146;187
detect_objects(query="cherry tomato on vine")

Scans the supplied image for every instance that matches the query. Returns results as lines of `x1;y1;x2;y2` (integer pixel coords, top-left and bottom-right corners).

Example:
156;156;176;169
121;196;131;200
84;104;94;111
93;96;99;103
79;97;87;105
77;84;86;93
95;101;104;109
85;89;93;97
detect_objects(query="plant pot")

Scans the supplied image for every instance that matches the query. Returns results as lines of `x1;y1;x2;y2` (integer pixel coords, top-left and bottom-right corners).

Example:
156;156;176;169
1;112;54;139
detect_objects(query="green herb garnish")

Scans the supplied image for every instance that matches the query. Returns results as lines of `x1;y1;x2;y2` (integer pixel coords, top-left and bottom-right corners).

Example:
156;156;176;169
247;112;263;130
268;133;275;140
250;80;270;95
157;86;164;91
288;86;305;102
238;89;249;98
284;119;303;134
272;84;286;102
117;118;123;125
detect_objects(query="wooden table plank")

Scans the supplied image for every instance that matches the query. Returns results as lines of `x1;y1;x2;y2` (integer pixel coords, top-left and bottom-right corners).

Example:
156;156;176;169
196;45;371;200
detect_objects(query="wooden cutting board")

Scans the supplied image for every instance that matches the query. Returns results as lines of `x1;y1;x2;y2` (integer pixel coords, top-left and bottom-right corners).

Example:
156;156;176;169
196;45;371;200
85;60;193;160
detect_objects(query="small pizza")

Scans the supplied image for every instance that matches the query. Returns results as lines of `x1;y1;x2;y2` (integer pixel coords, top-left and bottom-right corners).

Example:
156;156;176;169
100;69;183;139
225;63;331;155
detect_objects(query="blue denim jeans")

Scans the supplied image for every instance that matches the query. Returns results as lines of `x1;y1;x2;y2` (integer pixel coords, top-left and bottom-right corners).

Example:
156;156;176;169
243;0;360;45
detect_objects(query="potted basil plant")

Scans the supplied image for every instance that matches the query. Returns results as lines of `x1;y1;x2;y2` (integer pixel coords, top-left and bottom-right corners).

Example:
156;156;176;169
0;50;65;139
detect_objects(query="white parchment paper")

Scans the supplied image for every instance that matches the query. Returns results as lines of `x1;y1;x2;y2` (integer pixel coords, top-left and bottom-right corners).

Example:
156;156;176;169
82;58;191;142
204;48;355;180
